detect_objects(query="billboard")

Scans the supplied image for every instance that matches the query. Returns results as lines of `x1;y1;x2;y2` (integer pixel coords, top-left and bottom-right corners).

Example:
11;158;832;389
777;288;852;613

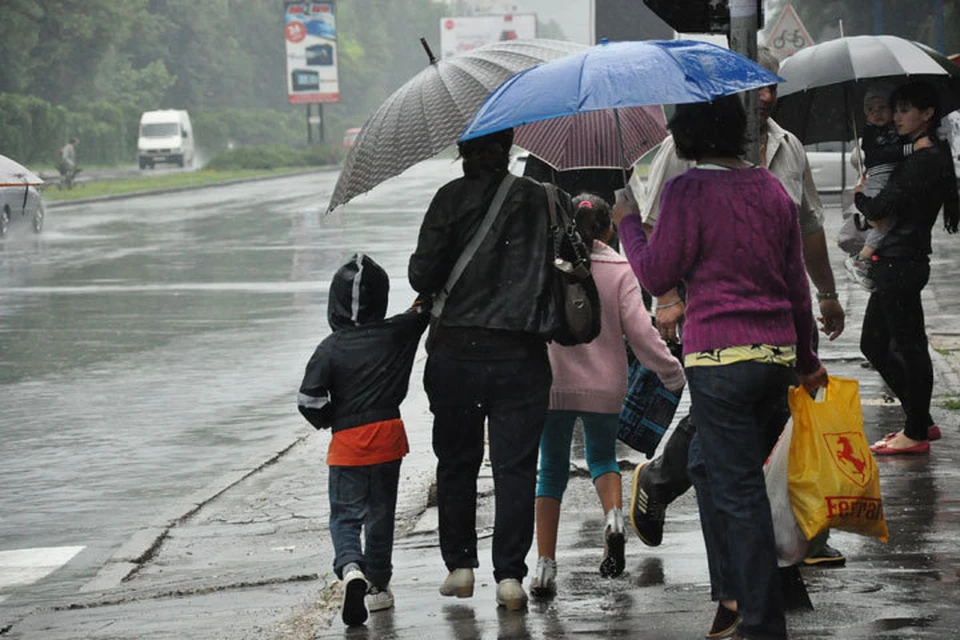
439;14;537;59
284;1;340;104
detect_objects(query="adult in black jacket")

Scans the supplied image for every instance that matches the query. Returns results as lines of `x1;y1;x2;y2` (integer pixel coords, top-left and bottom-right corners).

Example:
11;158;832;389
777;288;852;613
409;128;569;611
855;81;960;455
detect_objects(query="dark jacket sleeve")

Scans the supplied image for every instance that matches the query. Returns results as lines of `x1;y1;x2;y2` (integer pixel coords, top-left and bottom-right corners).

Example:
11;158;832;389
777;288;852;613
862;126;912;167
855;155;928;222
297;339;335;429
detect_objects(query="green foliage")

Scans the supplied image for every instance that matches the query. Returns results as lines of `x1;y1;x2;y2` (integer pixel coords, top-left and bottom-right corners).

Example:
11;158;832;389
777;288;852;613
0;0;570;166
203;144;345;170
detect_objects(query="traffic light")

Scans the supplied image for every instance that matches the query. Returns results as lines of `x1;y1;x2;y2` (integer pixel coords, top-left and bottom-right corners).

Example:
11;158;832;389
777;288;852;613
642;0;764;34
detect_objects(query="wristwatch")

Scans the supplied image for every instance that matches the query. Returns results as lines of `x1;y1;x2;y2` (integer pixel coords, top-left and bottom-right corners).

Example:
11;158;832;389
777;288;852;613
816;291;839;301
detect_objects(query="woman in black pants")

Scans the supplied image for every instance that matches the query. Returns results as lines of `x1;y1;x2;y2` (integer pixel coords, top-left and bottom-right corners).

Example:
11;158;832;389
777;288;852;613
855;81;959;455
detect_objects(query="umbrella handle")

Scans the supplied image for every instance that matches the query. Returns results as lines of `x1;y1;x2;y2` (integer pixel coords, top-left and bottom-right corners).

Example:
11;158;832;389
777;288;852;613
612;108;630;186
420;37;437;65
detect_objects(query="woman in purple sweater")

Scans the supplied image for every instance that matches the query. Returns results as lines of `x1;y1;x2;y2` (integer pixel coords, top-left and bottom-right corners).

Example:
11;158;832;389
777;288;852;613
613;95;827;640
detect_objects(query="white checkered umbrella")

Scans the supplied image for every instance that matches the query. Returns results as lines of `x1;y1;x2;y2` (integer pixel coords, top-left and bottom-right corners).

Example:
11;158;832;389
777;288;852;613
326;38;586;213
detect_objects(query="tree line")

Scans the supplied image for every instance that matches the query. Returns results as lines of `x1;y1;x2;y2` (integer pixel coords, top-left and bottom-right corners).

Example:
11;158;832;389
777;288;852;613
0;0;562;165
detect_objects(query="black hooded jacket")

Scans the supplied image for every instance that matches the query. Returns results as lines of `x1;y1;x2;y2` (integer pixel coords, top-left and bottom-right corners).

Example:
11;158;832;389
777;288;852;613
298;254;429;432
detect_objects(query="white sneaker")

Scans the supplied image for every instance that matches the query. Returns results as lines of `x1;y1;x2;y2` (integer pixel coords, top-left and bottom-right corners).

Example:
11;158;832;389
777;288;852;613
340;566;368;626
844;255;875;292
530;557;557;597
366;584;394;612
600;507;626;578
495;578;528;611
439;568;474;598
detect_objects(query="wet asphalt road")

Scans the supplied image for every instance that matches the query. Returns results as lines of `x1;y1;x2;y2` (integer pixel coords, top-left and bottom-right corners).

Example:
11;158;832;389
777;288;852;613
0;159;464;612
3;163;960;638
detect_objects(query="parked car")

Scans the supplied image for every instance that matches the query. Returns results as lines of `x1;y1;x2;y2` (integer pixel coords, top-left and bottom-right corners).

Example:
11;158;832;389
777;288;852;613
0;185;44;237
804;141;860;194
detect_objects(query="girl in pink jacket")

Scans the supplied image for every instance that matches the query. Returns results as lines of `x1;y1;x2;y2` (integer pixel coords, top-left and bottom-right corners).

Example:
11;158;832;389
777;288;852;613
531;194;685;597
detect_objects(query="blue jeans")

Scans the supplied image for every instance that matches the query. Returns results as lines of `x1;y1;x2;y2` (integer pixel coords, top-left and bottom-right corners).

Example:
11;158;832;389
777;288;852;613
687;362;792;640
425;351;551;582
537;410;620;501
328;458;401;588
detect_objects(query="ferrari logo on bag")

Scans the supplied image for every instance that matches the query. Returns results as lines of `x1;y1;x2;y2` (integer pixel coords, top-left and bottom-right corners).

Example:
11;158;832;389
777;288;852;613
822;432;872;488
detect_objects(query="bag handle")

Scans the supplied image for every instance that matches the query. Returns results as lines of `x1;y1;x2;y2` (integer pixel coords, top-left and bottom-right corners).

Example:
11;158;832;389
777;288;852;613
432;173;516;319
544;182;591;280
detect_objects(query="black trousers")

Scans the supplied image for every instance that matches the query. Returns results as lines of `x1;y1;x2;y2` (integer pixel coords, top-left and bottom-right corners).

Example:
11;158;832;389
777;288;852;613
860;258;933;440
424;350;551;582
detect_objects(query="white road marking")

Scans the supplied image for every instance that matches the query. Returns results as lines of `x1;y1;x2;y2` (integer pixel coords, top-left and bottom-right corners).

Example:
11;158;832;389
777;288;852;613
0;546;85;591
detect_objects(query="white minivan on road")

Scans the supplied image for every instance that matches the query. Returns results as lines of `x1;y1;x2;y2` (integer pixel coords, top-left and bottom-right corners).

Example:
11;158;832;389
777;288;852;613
137;110;195;169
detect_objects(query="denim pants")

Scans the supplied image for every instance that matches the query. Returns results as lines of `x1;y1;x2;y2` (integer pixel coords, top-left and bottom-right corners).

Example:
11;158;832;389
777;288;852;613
860;258;933;440
425;350;551;582
328;458;402;588
687;362;793;640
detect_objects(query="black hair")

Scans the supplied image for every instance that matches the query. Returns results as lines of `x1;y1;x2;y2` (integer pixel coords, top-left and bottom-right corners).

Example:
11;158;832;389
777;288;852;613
571;193;612;246
890;81;942;132
668;94;747;162
457;128;514;177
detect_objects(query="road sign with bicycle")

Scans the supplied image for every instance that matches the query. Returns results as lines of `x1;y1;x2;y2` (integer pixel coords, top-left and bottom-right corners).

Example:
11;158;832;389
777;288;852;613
764;4;814;60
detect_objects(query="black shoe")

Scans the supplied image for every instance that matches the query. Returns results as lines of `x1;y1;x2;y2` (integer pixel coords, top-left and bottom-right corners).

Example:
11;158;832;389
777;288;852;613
802;543;846;568
629;461;665;547
705;602;742;638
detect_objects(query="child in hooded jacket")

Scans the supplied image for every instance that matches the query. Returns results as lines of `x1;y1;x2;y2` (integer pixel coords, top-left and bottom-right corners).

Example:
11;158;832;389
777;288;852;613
298;253;428;626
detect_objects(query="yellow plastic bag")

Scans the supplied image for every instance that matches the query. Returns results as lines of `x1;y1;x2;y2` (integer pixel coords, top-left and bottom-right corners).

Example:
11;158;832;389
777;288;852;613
787;376;889;543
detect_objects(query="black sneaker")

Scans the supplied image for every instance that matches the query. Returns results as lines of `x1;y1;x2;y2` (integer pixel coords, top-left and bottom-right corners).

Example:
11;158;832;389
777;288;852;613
629;462;665;547
706;602;742;638
801;543;846;568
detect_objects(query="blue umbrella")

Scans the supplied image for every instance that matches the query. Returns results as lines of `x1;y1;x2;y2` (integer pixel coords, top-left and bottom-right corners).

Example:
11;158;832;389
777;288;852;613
460;39;782;141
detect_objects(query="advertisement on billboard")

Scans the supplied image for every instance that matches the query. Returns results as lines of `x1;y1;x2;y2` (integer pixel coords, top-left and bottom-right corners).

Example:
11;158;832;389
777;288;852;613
284;1;340;104
439;14;537;59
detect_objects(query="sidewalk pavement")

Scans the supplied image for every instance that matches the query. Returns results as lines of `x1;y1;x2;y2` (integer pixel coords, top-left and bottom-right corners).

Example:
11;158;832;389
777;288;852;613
5;205;960;639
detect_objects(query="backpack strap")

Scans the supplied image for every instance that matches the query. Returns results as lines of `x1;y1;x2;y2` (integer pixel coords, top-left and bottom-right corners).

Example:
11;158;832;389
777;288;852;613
432;173;516;319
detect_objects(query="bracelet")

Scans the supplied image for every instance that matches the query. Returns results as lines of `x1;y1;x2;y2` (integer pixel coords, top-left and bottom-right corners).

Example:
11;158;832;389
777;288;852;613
657;298;684;310
816;291;838;301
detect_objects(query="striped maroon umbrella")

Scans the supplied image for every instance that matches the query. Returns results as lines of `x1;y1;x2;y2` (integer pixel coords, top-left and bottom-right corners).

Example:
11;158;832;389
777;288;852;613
512;105;667;171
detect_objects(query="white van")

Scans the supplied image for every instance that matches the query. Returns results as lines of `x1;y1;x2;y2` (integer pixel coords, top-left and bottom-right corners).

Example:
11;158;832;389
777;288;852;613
137;110;195;169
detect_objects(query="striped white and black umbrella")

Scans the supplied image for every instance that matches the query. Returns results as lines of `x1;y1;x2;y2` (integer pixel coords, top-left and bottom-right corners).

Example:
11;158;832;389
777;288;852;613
776;35;960;144
326;38;587;213
513;105;667;171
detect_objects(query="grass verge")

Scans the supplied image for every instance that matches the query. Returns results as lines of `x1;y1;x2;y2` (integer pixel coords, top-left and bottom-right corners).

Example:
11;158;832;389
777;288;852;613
940;396;960;411
41;167;315;202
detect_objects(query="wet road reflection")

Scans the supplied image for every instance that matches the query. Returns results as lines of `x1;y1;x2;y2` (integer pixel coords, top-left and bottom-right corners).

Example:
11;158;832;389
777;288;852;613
0;160;461;605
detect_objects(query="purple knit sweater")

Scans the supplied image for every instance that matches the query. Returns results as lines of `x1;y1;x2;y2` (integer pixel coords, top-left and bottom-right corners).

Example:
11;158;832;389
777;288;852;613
619;167;820;375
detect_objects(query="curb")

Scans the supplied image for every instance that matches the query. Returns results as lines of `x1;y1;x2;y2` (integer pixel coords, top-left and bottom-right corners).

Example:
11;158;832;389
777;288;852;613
80;434;312;593
44;167;335;209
